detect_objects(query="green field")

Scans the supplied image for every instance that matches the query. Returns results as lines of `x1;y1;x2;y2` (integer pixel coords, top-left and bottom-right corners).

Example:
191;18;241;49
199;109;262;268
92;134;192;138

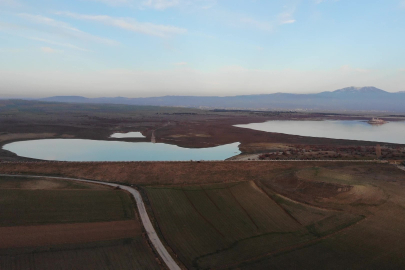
145;180;361;269
0;176;162;270
0;177;135;226
0;237;161;270
0;176;108;190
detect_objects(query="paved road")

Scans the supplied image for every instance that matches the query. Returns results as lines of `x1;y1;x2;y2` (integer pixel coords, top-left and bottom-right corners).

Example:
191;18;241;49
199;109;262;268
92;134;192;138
0;174;181;270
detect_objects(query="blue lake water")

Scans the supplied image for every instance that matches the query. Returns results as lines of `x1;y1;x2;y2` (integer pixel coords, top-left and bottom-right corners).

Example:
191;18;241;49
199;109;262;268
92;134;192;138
110;132;145;138
3;139;240;161
235;120;405;144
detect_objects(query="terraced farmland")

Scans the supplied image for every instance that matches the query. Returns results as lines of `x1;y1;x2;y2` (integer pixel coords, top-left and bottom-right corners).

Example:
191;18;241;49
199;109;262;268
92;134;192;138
145;180;362;269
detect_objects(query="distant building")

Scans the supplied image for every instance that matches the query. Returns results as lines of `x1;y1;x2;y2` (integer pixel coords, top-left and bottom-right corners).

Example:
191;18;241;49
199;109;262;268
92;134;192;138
368;118;386;125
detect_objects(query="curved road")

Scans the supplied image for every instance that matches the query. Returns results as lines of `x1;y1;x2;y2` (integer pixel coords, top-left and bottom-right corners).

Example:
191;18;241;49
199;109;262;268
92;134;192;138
0;174;181;270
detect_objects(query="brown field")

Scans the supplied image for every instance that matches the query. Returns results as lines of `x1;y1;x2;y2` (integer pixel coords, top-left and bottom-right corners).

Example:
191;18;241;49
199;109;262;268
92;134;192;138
0;176;163;270
0;220;139;249
0;237;161;270
1;161;402;186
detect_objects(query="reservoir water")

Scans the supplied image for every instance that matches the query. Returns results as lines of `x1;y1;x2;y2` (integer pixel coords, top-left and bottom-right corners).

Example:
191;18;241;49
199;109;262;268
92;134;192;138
235;120;405;144
3;139;240;161
110;132;145;138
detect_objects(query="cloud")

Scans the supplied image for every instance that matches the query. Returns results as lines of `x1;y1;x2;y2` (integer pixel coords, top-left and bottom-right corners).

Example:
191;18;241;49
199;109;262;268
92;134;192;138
279;19;296;24
87;0;129;6
240;17;273;31
56;12;187;38
277;7;296;25
84;0;216;10
28;37;89;52
0;48;22;53
40;47;63;53
173;62;187;66
339;65;370;73
315;0;340;4
400;0;405;8
142;0;180;10
18;13;118;45
4;65;404;99
0;0;21;7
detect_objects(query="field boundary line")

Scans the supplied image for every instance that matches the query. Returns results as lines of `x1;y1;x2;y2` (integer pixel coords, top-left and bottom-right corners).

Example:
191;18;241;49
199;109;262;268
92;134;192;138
253;181;302;226
0;174;181;270
213;215;367;270
227;187;259;230
181;187;225;238
200;185;220;211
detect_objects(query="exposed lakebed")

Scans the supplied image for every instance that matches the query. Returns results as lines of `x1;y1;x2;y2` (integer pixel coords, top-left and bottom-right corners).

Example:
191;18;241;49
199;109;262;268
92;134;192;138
3;139;240;161
235;120;405;144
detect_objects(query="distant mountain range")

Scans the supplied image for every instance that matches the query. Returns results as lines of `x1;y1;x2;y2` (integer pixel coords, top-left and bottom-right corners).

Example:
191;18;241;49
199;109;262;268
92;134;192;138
35;86;405;112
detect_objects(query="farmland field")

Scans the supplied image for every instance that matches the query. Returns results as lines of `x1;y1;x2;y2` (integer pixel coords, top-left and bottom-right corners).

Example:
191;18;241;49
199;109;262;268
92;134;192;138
145;180;363;269
0;176;162;270
1;162;404;269
0;175;109;190
0;189;135;226
0;237;160;270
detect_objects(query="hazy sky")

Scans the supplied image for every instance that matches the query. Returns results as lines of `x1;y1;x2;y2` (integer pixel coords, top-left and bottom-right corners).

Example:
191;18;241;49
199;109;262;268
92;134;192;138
1;0;405;98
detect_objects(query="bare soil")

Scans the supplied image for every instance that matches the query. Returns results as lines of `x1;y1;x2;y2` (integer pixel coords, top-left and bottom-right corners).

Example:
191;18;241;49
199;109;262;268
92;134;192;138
0;220;139;249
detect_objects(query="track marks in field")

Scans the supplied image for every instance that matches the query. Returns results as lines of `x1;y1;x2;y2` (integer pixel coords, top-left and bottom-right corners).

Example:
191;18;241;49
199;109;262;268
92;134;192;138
146;182;310;269
182;187;225;238
227;188;259;230
0;237;161;270
254;181;303;226
200;185;220;210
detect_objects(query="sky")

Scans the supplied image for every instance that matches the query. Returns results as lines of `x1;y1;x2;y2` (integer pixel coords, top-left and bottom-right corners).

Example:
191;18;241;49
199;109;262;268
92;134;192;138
1;0;405;98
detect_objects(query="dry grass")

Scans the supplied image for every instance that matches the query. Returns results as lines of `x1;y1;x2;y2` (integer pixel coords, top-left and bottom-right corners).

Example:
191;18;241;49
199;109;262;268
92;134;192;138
0;133;74;143
0;161;395;186
0;176;109;190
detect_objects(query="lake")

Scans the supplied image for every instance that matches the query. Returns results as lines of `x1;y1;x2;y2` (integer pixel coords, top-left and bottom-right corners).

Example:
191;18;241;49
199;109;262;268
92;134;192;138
110;132;145;138
235;120;405;144
3;139;240;161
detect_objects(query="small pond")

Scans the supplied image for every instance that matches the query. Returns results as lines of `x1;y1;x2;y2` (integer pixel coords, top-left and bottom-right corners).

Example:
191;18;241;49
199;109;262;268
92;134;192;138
110;132;145;138
3;139;240;161
235;120;405;144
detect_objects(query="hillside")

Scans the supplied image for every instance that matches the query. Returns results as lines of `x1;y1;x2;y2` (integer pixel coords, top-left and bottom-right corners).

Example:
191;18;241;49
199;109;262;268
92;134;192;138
36;87;405;112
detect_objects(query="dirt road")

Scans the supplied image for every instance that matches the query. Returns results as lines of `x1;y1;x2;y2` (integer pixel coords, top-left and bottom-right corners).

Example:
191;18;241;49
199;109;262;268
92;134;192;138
0;174;181;270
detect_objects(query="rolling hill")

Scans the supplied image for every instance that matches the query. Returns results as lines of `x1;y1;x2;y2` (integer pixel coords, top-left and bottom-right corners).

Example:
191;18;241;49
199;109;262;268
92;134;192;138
36;87;405;112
